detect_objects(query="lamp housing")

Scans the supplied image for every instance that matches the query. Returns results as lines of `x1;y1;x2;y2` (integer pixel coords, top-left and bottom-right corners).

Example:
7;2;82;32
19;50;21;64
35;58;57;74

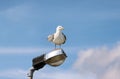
32;48;67;70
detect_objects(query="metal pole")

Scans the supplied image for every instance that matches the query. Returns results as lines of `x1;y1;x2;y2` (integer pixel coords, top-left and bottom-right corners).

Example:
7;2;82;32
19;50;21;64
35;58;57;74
27;67;35;79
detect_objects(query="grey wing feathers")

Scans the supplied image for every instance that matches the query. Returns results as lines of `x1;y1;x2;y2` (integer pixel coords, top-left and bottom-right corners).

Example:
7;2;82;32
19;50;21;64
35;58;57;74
62;33;66;44
48;34;54;42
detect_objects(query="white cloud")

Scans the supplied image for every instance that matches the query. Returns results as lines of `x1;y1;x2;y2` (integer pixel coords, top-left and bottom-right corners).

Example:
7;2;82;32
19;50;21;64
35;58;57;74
102;63;120;79
73;42;120;79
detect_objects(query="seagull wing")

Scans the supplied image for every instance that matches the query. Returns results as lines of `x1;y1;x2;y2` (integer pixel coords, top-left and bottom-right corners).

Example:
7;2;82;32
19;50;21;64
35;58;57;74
48;34;54;42
62;33;66;44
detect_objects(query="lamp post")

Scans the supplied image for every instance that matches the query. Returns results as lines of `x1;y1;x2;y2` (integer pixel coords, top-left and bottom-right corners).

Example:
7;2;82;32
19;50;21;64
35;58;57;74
27;48;67;79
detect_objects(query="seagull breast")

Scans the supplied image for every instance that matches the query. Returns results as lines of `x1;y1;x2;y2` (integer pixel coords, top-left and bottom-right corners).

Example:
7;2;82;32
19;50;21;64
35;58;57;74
53;32;66;45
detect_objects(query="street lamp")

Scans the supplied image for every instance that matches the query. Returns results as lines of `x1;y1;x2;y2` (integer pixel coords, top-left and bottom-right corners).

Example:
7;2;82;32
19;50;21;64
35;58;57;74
27;48;67;79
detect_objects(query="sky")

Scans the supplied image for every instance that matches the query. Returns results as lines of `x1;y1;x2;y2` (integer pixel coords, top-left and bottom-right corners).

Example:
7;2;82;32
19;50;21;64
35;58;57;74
0;0;120;79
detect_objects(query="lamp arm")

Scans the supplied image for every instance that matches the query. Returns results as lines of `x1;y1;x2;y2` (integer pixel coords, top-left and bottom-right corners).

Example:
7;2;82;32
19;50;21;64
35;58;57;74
27;67;35;79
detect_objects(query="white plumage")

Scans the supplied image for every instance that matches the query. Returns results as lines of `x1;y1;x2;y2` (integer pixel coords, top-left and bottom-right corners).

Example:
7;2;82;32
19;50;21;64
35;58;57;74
48;26;66;48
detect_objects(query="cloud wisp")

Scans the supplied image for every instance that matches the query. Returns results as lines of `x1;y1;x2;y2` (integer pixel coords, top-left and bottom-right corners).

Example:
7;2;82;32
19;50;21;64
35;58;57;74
0;46;80;54
0;47;51;54
0;68;95;79
0;3;33;22
0;69;27;79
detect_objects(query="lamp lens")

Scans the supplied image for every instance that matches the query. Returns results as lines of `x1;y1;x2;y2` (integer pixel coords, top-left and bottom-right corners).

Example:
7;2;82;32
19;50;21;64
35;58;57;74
45;54;66;66
45;49;67;66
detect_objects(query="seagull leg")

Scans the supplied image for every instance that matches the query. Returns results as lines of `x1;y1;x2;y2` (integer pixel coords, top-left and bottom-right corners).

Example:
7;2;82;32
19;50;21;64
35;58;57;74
55;44;56;49
60;45;61;48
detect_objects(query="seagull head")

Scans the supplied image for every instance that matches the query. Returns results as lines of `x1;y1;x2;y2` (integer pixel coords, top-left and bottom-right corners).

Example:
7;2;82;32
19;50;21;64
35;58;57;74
56;26;64;31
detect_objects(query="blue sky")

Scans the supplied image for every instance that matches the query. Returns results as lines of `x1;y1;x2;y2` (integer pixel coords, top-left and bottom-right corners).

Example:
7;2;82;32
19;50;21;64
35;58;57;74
0;0;120;79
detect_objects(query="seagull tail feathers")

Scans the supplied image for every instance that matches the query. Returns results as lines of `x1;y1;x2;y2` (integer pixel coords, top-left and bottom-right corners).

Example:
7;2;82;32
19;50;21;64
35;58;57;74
47;34;54;42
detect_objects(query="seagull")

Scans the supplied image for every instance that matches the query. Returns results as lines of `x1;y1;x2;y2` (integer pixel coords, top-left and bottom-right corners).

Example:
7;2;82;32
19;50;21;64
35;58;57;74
48;26;66;48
